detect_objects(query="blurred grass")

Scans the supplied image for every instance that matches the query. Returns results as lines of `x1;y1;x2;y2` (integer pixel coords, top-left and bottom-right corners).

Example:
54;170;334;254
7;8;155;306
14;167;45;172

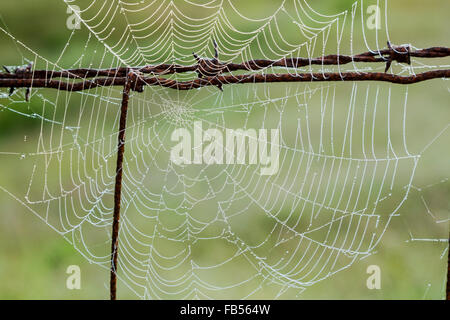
0;0;448;299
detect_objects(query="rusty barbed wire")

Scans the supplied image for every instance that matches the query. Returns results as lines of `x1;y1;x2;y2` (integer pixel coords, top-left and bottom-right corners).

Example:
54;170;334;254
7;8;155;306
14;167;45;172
1;70;449;93
0;43;449;94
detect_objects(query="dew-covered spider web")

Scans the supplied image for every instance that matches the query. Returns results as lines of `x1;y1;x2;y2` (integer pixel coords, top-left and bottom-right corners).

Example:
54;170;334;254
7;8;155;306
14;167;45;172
0;0;448;299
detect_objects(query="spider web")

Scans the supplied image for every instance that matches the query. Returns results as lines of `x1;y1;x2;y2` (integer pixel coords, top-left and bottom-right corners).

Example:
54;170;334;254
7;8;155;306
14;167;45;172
0;0;448;299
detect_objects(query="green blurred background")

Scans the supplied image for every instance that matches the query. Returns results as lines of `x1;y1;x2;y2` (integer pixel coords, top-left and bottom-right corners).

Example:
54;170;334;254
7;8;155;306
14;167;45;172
0;0;448;299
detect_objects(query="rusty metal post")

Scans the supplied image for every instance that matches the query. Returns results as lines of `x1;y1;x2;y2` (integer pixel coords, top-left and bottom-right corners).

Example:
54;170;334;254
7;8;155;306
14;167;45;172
110;71;135;300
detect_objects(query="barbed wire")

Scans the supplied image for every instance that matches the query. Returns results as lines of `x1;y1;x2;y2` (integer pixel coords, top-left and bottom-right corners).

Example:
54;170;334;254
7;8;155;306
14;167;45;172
0;43;449;95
